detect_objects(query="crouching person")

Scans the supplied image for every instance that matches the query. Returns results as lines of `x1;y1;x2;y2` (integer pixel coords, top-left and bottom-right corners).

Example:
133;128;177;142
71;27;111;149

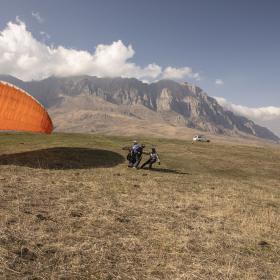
140;148;160;169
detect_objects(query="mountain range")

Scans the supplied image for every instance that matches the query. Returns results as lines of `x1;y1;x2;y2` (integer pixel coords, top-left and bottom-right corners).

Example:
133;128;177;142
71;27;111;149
0;75;279;142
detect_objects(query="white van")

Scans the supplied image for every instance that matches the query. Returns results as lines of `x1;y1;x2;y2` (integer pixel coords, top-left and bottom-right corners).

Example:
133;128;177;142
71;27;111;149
192;135;210;142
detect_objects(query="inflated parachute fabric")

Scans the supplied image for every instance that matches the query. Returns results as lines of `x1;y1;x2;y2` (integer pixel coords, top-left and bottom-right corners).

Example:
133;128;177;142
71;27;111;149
0;81;53;134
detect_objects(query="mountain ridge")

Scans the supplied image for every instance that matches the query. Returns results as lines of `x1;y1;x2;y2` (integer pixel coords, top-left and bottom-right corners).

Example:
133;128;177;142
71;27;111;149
0;75;278;142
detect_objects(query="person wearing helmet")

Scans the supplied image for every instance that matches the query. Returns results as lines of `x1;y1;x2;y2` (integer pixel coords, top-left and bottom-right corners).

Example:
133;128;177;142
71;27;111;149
140;147;160;169
132;144;145;168
126;140;140;167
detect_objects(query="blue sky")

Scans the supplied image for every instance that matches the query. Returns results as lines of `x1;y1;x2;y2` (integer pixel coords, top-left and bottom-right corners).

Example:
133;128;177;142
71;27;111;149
0;0;280;131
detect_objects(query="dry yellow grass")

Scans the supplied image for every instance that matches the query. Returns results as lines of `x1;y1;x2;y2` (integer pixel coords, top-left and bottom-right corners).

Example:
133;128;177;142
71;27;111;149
0;132;279;279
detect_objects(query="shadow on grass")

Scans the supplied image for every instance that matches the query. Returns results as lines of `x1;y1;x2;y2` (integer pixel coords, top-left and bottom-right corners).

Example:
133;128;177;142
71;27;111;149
141;167;190;175
0;147;125;170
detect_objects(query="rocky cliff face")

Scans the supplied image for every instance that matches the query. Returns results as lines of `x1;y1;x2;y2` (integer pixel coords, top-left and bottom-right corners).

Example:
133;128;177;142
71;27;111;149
0;75;278;142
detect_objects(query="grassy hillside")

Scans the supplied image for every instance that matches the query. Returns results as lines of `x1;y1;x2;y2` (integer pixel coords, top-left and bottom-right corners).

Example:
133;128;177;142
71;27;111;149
0;133;279;279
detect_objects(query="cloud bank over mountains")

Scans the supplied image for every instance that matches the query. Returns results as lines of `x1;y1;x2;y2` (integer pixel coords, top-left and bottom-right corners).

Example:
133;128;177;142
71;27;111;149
215;97;280;136
0;19;278;136
0;19;199;82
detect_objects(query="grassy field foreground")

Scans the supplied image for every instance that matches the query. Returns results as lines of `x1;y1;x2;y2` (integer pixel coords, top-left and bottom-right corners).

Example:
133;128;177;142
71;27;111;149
0;133;279;280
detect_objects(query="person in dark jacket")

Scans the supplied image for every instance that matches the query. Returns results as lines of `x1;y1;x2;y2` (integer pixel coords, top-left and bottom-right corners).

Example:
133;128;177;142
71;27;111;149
133;144;145;168
140;148;160;169
126;140;138;167
127;149;134;167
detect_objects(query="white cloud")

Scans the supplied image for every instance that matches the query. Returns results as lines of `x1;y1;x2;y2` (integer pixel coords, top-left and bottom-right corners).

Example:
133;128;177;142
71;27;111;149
162;66;200;81
215;97;280;121
215;79;224;85
0;19;199;83
215;96;280;136
40;31;50;41
193;72;201;81
32;12;44;24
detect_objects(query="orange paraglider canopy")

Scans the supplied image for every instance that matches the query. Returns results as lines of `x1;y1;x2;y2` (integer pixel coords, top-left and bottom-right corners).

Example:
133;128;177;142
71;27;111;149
0;81;53;134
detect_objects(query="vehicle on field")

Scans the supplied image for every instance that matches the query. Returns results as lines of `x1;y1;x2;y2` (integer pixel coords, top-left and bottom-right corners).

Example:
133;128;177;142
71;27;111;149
192;135;210;142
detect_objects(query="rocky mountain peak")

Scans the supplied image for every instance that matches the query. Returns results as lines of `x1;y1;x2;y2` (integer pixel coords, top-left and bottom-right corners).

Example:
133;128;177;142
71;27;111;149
0;75;278;142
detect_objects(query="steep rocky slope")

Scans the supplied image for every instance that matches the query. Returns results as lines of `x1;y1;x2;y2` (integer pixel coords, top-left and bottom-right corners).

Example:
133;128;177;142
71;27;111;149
0;75;278;142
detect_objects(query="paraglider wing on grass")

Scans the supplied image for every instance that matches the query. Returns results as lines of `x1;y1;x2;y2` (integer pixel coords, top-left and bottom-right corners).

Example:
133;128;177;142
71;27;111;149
0;81;53;134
